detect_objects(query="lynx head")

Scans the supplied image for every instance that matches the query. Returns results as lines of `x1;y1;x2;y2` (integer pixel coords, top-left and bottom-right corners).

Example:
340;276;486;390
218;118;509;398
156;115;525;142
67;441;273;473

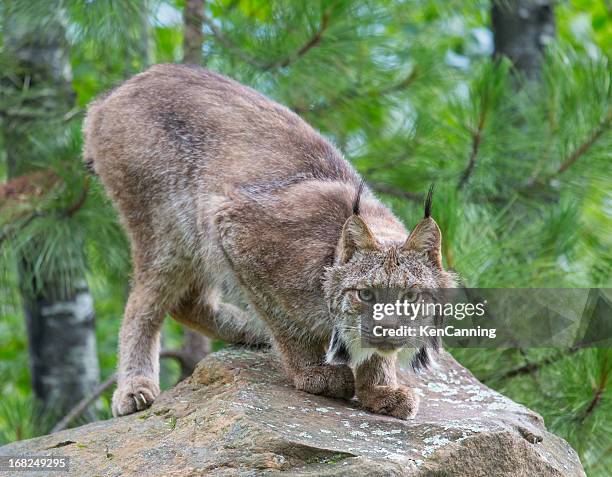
322;184;456;370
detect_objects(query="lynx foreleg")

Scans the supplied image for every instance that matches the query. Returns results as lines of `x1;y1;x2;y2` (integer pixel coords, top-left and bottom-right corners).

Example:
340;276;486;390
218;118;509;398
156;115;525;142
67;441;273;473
355;354;419;420
112;284;165;417
274;331;355;400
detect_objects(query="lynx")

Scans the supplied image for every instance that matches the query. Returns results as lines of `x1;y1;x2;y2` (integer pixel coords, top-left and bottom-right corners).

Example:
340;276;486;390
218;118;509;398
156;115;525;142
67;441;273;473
83;64;455;419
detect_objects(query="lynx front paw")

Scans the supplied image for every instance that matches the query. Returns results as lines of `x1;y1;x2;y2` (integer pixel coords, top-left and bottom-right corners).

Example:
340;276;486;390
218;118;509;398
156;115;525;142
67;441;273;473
293;364;355;400
112;376;160;417
358;385;419;420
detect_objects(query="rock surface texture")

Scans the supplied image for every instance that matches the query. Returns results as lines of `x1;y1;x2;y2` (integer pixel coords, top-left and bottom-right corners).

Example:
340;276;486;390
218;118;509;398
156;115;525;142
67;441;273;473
1;348;585;476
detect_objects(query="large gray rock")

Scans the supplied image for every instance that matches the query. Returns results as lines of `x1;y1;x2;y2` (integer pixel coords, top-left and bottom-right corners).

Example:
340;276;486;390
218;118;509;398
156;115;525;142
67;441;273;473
0;348;585;476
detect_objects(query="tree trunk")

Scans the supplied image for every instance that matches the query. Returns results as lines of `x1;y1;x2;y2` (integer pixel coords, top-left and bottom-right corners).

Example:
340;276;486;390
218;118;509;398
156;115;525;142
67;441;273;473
491;0;556;79
139;0;154;68
2;3;100;420
183;0;206;65
180;0;211;375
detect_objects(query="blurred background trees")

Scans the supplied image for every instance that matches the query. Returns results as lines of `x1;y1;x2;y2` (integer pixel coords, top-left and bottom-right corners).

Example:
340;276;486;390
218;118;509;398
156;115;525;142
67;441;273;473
0;0;610;474
2;0;100;423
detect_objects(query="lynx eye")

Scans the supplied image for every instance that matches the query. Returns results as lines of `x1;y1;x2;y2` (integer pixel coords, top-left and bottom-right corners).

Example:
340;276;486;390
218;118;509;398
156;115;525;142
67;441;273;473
402;290;420;303
357;289;375;303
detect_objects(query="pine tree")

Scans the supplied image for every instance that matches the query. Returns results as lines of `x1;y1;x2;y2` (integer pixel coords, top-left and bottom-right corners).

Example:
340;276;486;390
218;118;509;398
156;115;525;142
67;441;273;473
1;0;100;420
0;1;609;474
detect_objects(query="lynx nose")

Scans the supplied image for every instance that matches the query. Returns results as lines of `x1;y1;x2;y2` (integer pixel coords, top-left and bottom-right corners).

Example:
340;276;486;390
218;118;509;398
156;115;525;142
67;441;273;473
363;317;409;351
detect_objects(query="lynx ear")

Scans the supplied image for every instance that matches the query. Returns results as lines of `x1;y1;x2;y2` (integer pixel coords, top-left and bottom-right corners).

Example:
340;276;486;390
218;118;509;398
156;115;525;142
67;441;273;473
402;217;443;269
338;214;378;263
402;184;443;269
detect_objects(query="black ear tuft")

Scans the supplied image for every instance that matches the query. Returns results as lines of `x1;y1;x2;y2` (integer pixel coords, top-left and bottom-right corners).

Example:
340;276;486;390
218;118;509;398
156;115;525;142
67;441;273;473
424;183;435;218
353;180;366;215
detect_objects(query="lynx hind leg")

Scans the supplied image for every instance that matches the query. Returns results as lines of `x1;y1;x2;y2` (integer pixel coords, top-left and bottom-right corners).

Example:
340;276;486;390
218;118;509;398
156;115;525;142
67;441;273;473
112;281;168;417
170;285;270;347
274;332;355;400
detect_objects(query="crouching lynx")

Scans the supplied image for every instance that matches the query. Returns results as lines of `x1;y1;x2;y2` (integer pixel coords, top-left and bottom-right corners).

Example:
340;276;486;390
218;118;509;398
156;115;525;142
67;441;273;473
83;64;455;419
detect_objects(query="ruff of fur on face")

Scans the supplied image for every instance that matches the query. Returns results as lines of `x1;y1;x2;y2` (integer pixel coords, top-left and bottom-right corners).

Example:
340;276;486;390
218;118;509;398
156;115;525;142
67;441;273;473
324;184;456;370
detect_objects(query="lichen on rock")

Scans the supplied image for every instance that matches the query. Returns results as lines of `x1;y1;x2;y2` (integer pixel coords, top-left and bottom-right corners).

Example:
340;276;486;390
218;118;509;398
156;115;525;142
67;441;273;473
0;348;586;476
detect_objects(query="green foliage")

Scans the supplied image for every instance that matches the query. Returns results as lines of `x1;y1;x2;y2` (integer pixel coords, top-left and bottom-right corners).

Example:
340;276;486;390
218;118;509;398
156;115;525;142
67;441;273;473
452;347;612;473
0;1;610;474
0;395;48;444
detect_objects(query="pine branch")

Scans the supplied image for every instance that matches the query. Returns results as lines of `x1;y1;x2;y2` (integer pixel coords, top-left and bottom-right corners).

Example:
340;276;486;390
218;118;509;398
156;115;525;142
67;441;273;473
590;444;612;472
65;176;90;218
264;7;332;71
457;66;501;191
370;182;422;202
553;108;612;176
0;211;42;248
62;107;83;123
51;373;117;433
160;347;201;378
0;173;89;246
0;172;57;246
0;170;60;205
579;352;610;422
202;16;269;69
507;107;612;197
204;4;335;72
582;384;605;420
482;347;581;383
457;91;491;191
294;70;418;115
361;153;411;178
50;349;198;433
457;127;483;190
